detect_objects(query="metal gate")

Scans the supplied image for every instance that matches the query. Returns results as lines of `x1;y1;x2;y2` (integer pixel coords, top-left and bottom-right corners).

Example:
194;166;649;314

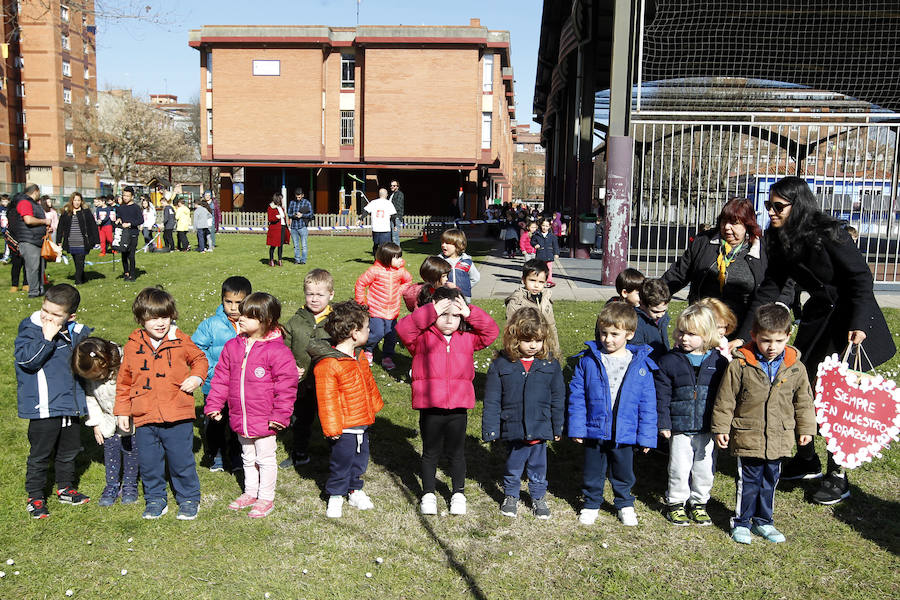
629;113;900;284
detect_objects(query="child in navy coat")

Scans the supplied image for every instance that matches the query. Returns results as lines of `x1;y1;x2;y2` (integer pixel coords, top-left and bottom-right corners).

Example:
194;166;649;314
632;278;671;360
568;302;658;527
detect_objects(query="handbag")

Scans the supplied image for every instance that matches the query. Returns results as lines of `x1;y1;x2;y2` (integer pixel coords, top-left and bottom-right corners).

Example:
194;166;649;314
111;226;136;252
41;234;59;261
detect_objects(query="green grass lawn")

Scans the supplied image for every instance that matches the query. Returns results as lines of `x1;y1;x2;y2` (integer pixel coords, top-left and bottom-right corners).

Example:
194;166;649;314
0;234;898;599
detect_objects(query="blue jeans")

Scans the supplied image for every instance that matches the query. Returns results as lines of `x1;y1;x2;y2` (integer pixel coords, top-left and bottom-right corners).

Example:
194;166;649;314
372;231;391;254
504;441;548;499
391;220;401;245
365;317;397;357
209;226;216;248
135;421;200;506
582;440;635;510
326;428;369;496
290;227;308;263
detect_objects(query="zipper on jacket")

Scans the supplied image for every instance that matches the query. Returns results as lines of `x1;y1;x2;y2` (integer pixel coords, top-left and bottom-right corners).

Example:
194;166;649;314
239;341;252;437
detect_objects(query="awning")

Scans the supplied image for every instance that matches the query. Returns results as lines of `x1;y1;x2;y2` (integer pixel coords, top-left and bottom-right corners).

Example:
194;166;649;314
136;160;481;171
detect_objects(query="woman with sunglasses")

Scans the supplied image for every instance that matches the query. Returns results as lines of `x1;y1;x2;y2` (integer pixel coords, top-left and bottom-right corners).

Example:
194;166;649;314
753;175;894;505
662;197;773;349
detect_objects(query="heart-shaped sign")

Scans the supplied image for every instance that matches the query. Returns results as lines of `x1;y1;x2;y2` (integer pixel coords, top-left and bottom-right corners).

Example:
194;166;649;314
814;354;900;469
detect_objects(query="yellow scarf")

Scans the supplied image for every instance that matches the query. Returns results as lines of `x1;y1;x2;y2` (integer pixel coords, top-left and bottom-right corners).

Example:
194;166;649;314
716;240;744;292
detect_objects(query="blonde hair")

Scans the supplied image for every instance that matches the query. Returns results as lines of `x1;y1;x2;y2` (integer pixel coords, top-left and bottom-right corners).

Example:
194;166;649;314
674;304;720;350
304;268;334;292
695;297;737;336
502;307;555;360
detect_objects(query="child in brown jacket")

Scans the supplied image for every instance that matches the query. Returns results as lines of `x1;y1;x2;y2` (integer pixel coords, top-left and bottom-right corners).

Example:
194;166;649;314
712;303;815;545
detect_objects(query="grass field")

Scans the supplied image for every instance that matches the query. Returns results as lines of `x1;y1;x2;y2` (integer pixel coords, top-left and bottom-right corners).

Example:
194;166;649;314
0;234;898;599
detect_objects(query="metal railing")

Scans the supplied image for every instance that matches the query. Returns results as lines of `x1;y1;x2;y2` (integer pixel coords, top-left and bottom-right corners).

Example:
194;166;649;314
218;212;435;235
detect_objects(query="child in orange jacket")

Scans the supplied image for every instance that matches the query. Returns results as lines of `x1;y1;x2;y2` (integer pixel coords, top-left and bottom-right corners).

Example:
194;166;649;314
354;242;412;370
312;300;384;519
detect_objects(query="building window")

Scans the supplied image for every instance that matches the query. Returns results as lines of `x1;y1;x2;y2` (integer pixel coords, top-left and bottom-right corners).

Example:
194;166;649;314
481;112;492;149
86;145;92;156
341;54;355;89
252;59;280;76
516;143;524;152
16;83;24;97
63;88;72;104
83;39;90;54
65;116;73;130
66;142;75;156
61;4;69;22
340;110;354;145
84;67;90;79
16;110;25;125
206;109;213;144
19;138;29;151
62;60;71;77
84;94;91;106
61;34;70;50
14;55;23;68
482;53;493;92
206;52;212;87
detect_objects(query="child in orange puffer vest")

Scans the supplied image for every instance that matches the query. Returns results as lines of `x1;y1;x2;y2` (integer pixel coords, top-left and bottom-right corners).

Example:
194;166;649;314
354;242;412;371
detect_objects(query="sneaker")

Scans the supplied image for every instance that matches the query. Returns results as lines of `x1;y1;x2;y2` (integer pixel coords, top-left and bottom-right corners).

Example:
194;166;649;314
449;492;467;515
500;495;518;518
98;485;120;507
532;498;551;520
579;508;599;525
731;525;753;544
688;503;712;526
9;286;18;293
278;457;294;469
26;497;50;519
121;486;139;505
811;472;850;505
142;500;168;519
176;500;199;520
381;356;396;370
57;487;90;505
781;454;823;480
751;523;786;543
348;490;375;510
248;499;274;518
664;503;690;526
363;351;374;366
618;506;638;526
326;495;344;518
293;453;311;466
420;492;438;515
209;454;224;473
228;493;257;511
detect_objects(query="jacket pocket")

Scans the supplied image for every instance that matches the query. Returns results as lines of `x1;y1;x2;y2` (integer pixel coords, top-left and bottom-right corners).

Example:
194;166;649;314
730;417;760;453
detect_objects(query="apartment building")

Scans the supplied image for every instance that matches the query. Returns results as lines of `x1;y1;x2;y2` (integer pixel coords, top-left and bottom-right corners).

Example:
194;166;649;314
186;18;516;215
0;0;99;195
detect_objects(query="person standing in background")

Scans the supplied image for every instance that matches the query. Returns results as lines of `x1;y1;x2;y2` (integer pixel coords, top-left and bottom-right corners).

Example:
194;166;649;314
389;180;404;245
161;196;176;252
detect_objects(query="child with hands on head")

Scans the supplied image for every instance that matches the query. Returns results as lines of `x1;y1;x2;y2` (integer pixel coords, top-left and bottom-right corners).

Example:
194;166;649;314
482;307;565;519
205;292;299;518
403;256;452;311
73;337;139;507
653;305;728;527
114;287;208;521
396;287;499;516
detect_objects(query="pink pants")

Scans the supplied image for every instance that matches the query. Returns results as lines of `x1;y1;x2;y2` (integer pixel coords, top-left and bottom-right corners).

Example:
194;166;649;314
239;434;278;501
546;261;554;283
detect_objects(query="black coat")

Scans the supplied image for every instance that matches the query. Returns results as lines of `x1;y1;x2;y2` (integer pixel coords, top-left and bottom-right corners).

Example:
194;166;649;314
654;349;728;433
482;353;565;442
531;231;559;262
58;208;100;253
755;228;895;371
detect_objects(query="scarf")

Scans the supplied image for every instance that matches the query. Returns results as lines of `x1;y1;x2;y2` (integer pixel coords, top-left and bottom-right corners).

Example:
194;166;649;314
716;239;744;292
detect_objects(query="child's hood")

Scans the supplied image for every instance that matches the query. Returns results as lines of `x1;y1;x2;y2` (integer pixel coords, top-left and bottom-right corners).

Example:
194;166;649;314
736;343;800;369
127;324;184;348
371;258;407;272
581;340;657;369
237;329;284;347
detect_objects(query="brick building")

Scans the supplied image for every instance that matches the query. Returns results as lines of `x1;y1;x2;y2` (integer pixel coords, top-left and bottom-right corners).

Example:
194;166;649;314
511;124;545;207
185;18;516;215
0;0;99;194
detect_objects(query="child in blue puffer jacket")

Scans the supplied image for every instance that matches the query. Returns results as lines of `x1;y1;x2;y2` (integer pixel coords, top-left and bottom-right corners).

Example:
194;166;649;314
654;304;728;527
192;276;251;472
567;302;657;527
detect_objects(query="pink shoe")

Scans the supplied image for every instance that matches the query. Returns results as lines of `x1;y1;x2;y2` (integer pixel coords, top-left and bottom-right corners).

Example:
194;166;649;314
248;499;274;518
228;493;257;510
381;356;396;370
363;351;374;366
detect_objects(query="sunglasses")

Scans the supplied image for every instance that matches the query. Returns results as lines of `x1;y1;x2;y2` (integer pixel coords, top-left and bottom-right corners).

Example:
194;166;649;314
764;200;792;214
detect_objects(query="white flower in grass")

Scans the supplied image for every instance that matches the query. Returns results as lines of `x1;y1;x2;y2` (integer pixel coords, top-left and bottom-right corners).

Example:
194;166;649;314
65;590;74;597
5;559;13;565
365;572;373;578
120;569;127;576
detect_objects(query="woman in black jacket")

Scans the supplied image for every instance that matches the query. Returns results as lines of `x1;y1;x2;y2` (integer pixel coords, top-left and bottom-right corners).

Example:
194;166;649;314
755;176;895;504
662;197;769;346
57;192;100;285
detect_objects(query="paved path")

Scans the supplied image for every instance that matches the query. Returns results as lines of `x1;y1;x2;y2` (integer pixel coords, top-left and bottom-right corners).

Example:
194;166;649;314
471;242;900;309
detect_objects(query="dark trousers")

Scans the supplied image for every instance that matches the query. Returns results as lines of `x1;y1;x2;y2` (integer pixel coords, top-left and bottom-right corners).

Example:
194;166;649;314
504;238;517;256
504;441;548;499
197;228;209;252
202;400;240;469
289;389;318;458
419;408;467;494
72;253;86;284
582;439;635;510
11;251;26;286
142;228;153;246
25;417;81;498
372;231;391;255
121;248;136;277
104;433;139;491
732;457;780;529
134;421;200;505
177;231;189;251
163;229;175;251
365;317;397;357
326;428;369;496
268;245;283;262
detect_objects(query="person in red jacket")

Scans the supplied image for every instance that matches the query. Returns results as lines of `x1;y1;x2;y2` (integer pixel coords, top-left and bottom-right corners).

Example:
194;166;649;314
396;287;499;517
354;242;412;370
313;300;384;519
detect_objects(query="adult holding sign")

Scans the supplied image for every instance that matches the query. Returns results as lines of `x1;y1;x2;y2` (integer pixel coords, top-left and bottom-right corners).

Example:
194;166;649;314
751;176;895;504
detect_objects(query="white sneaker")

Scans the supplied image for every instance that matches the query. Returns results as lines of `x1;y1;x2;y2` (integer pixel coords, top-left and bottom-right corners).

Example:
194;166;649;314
579;508;599;525
326;495;344;518
449;492;467;515
618;506;638;526
420;492;438;515
348;490;374;510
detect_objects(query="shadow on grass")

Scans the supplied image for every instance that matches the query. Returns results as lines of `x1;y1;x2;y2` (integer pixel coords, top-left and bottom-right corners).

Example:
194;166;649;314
831;485;900;555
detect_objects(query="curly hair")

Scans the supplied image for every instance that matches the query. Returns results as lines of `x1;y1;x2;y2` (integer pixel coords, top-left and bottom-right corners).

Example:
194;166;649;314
324;300;370;343
502;307;554;360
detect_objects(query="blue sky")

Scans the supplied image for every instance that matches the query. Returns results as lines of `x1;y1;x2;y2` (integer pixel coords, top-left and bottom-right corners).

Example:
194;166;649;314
96;0;544;129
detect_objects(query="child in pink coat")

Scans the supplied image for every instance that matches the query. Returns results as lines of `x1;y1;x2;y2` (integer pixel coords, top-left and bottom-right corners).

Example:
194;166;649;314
205;292;299;518
396;287;499;516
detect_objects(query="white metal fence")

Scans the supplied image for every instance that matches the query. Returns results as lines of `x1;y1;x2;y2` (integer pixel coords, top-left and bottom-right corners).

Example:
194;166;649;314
629;114;900;283
218;213;435;234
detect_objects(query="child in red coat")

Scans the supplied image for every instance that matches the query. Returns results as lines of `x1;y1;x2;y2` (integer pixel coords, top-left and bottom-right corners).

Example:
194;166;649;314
396;287;499;516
